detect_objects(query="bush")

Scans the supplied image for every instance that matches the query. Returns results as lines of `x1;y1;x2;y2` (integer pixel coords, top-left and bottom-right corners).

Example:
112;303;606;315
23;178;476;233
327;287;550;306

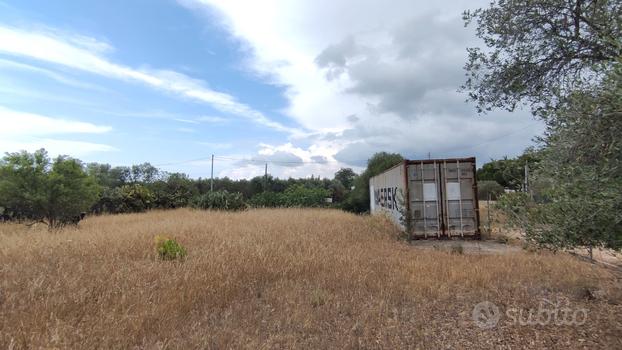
281;185;330;207
191;191;246;211
248;191;284;207
96;184;155;214
495;192;534;229
477;180;504;200
249;185;330;208
149;173;197;209
155;235;187;261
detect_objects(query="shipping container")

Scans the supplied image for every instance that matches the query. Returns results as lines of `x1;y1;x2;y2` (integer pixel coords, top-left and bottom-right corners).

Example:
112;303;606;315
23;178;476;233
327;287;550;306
369;157;480;239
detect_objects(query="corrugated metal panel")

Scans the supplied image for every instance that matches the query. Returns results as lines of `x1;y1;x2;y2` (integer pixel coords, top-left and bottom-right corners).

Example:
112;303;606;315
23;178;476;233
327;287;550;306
369;162;407;229
439;160;478;237
370;157;480;239
407;161;443;238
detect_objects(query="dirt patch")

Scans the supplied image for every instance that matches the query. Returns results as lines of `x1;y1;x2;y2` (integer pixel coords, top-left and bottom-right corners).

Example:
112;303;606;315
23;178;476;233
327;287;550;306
479;200;622;270
571;248;622;272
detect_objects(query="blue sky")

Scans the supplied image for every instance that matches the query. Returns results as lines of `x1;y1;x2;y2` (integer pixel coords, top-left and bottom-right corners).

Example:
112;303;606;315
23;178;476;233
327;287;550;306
0;0;544;179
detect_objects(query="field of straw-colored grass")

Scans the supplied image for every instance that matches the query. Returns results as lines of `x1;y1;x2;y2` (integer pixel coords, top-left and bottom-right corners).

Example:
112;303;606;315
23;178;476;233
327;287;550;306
1;208;620;349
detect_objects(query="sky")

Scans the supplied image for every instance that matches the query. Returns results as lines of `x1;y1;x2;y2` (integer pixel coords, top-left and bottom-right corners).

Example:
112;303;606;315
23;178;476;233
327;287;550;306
0;0;544;179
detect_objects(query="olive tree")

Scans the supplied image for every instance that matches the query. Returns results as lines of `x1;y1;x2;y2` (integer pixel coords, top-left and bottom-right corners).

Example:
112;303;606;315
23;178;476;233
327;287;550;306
463;0;621;116
464;0;622;254
0;149;49;221
0;149;100;228
47;156;101;227
524;67;621;255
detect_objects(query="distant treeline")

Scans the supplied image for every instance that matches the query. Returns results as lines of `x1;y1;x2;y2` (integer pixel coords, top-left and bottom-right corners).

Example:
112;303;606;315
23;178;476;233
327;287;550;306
0;147;539;228
86;161;341;214
0;149;381;227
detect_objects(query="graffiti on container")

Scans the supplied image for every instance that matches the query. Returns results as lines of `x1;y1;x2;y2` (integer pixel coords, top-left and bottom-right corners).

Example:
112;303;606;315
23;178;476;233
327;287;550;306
374;187;400;210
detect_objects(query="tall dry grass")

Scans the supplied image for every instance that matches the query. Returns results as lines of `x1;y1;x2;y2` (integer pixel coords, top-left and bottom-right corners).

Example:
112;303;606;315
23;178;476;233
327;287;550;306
0;208;620;349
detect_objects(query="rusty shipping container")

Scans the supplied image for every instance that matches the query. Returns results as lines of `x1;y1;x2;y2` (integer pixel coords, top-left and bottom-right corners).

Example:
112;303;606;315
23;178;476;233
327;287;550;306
369;157;480;239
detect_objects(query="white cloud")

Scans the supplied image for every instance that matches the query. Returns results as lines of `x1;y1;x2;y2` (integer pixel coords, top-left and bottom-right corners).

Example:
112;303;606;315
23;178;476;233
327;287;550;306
0;25;300;134
0;106;116;156
0;106;111;135
0;3;547;179
229;142;349;177
179;0;545;175
0;58;108;91
0;138;117;157
173;118;200;124
196;115;228;123
0;83;102;106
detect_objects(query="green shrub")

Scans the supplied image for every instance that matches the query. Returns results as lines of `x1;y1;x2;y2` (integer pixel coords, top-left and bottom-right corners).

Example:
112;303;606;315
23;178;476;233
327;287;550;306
249;185;330;208
495;192;534;230
282;185;330;207
95;184;154;214
248;191;284;207
191;190;246;211
155;235;187;261
477;180;505;200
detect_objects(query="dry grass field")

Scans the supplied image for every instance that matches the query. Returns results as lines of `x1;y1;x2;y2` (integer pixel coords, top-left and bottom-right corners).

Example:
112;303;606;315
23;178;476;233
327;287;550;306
1;208;621;349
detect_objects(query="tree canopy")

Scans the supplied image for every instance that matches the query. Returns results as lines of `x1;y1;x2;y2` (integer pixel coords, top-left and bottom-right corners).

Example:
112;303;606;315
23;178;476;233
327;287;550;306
343;152;404;213
477;148;541;190
0;150;100;228
463;0;622;116
524;65;622;252
0;149;370;223
334;168;357;190
464;0;622;254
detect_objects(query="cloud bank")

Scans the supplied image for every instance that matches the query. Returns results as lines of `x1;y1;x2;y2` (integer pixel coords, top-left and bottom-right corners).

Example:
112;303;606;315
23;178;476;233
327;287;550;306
0;25;299;134
180;0;544;173
0;106;116;156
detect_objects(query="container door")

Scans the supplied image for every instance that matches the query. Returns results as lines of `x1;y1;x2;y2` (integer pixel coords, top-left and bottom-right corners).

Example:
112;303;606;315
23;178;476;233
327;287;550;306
408;162;442;237
440;160;478;237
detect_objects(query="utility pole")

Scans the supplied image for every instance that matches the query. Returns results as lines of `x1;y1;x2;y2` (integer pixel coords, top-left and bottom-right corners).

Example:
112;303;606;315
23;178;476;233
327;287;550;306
524;162;533;199
428;152;431;160
210;154;214;192
523;163;529;192
487;193;492;236
264;163;268;191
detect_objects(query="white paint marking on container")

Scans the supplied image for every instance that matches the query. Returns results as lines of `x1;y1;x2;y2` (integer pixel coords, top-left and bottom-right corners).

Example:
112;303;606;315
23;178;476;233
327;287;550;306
423;183;437;201
446;182;461;200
